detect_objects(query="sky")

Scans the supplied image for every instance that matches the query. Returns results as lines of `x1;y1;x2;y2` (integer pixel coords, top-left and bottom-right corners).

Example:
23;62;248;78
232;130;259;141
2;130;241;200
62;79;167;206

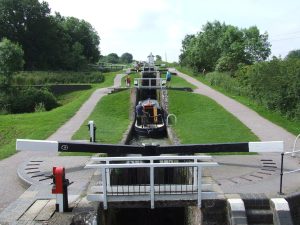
43;0;300;62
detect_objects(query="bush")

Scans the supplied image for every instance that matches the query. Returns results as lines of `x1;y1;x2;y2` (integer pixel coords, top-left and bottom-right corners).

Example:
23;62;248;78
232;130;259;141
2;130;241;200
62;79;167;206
12;71;104;85
9;87;59;113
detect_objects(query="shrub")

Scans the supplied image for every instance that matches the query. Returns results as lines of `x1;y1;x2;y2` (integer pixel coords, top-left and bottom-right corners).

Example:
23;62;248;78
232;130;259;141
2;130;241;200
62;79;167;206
9;87;59;113
12;71;104;85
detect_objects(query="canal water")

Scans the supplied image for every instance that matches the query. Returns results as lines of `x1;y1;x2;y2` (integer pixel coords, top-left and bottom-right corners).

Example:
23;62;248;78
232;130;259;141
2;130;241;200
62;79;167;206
128;133;171;146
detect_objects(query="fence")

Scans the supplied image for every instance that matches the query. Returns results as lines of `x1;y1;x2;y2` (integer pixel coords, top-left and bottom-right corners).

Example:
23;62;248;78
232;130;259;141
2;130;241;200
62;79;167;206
85;155;218;209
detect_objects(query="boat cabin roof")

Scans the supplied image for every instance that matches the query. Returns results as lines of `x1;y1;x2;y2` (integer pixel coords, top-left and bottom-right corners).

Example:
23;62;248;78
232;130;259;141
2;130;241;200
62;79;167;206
140;99;161;109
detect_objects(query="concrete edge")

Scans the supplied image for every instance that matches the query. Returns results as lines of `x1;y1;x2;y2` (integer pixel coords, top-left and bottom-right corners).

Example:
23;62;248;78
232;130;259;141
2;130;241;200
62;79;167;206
227;198;247;225
17;160;35;188
270;198;293;225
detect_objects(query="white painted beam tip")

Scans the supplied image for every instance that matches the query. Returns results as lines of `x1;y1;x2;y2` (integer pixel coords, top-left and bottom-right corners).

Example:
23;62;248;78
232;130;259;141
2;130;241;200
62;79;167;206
16;139;58;152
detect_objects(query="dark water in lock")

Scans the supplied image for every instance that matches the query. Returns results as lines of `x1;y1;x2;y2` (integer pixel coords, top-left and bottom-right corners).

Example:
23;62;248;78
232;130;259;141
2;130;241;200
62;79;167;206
128;134;171;146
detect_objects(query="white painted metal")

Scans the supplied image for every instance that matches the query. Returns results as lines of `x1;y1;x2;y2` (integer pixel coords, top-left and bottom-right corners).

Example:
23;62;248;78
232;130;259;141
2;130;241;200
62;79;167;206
197;166;202;208
56;194;64;213
88;120;95;142
134;78;166;89
150;166;154;209
85;162;218;169
291;133;300;157
101;168;108;210
16;139;58;152
87;156;218;209
87;192;217;202
249;141;284;152
91;184;213;193
91;155;212;162
166;114;177;126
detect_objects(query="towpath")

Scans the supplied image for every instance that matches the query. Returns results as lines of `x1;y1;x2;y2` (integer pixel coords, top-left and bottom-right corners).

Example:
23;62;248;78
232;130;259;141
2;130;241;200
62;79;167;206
171;68;297;151
0;73;125;213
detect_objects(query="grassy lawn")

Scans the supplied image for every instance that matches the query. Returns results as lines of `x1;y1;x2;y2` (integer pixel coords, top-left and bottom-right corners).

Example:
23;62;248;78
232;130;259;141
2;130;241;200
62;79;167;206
72;90;131;143
168;75;197;89
176;66;300;136
168;90;258;144
0;71;121;160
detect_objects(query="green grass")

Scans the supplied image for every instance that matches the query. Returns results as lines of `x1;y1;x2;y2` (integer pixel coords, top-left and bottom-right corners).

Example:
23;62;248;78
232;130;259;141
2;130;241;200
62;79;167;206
169;75;197;89
168;90;258;144
121;72;140;87
72;90;131;143
176;66;300;136
0;71;121;160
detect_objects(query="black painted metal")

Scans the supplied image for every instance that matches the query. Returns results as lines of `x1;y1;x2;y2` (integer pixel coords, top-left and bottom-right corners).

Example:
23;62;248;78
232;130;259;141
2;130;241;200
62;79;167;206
57;142;249;155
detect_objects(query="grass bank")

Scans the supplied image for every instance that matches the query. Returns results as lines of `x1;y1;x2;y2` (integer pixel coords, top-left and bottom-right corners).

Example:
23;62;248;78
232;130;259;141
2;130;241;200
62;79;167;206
72;90;131;143
175;66;300;136
0;71;121;160
168;90;258;144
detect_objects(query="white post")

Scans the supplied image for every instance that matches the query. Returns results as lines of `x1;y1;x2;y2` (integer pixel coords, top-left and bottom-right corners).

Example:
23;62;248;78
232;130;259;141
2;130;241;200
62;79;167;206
193;159;197;187
106;160;110;187
88;120;95;142
102;168;108;210
150;160;154;209
56;194;64;213
292;134;300;157
197;166;202;208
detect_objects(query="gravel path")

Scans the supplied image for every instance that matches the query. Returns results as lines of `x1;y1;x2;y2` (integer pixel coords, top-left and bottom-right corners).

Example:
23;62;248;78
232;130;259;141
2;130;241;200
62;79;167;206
0;73;125;212
171;68;297;151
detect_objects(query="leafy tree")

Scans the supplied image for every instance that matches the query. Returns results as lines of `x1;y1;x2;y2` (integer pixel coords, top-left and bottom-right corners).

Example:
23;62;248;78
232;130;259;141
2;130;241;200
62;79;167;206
155;55;162;62
106;53;119;64
286;49;300;60
0;38;24;91
61;17;100;64
179;21;271;73
0;0;100;70
120;52;133;64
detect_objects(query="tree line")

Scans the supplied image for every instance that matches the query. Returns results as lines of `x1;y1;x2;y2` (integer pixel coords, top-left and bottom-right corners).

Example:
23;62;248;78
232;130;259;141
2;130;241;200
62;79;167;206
0;0;100;71
100;53;133;64
179;21;271;73
179;21;300;121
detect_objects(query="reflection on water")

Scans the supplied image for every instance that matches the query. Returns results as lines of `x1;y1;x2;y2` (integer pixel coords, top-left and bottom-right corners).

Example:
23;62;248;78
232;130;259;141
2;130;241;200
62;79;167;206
129;134;171;146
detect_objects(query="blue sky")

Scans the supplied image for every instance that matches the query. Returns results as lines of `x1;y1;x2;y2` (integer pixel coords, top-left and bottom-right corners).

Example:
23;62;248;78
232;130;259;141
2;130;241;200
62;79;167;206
44;0;300;62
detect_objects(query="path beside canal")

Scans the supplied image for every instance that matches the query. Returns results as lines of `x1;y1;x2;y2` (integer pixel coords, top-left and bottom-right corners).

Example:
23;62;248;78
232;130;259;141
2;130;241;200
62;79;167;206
0;73;125;213
171;68;297;151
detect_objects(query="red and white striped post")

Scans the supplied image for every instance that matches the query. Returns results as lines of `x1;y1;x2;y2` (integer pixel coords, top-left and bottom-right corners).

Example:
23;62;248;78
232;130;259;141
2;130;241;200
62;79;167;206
52;167;69;212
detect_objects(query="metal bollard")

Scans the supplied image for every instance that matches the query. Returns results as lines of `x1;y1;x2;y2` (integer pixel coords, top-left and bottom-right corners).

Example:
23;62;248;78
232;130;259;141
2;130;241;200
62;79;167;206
52;167;70;212
87;120;96;142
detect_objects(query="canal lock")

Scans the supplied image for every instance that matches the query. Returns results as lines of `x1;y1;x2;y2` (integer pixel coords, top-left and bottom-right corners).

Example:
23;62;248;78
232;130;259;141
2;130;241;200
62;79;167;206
96;72;209;225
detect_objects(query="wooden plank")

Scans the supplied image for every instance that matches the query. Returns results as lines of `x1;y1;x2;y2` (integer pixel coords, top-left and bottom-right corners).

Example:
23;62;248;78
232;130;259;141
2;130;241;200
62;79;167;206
19;200;49;221
35;199;56;221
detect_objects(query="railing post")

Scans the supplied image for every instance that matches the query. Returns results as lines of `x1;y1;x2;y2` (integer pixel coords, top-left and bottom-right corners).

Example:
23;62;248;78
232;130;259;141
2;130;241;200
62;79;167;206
197;166;202;208
102;167;108;209
193;159;197;187
106;160;110;187
279;152;284;195
150;160;154;209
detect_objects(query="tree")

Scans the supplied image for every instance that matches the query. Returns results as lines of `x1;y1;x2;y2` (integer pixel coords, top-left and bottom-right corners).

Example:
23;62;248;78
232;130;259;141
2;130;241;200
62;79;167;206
120;52;133;64
106;53;119;64
179;21;271;73
62;17;100;64
286;49;300;60
0;38;24;91
155;55;162;63
0;0;101;70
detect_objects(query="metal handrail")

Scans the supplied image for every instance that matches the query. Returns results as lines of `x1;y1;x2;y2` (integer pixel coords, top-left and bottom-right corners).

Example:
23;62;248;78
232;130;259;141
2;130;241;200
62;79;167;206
291;133;300;157
86;156;218;209
134;78;166;89
167;114;177;126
